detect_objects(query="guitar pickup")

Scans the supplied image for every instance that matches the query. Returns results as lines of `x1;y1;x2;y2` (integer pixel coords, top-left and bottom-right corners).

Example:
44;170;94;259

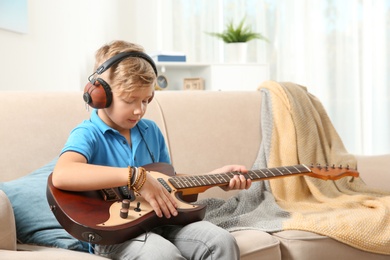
157;178;172;193
99;188;120;201
118;186;135;201
118;186;130;197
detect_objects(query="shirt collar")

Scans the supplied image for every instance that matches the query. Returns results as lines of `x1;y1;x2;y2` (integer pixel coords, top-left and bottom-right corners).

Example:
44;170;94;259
90;109;113;134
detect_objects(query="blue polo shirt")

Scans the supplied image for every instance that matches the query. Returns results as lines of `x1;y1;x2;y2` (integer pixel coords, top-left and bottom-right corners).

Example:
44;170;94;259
61;109;170;167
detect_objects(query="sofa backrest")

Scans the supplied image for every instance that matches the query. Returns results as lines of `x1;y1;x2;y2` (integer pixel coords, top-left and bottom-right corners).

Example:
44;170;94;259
152;91;262;199
0;92;90;182
0;91;262;199
152;91;262;174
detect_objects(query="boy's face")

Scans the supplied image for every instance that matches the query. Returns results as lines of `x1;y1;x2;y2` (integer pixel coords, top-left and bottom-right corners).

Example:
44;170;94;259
98;84;154;132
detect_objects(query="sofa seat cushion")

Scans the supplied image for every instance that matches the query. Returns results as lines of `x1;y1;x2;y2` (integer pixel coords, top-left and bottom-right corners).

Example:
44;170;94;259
232;230;281;260
0;190;17;250
0;244;105;260
273;230;390;260
0;159;88;251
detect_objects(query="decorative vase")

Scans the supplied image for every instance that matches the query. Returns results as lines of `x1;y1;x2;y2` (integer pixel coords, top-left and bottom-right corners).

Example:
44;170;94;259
224;42;248;63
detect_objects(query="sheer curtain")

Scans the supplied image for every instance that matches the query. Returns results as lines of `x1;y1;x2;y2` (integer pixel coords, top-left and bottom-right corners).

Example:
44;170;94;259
170;0;390;155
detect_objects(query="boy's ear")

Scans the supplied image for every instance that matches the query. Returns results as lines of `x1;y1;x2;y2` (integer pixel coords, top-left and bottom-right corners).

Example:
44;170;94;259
148;91;155;103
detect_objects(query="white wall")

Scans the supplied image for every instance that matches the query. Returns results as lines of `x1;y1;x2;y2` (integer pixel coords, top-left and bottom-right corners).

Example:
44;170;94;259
0;0;165;91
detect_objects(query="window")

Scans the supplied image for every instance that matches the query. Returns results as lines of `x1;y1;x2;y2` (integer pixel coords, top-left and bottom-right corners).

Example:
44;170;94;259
170;0;390;155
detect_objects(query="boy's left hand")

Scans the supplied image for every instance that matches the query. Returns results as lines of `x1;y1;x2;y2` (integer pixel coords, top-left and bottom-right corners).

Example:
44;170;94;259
210;165;252;191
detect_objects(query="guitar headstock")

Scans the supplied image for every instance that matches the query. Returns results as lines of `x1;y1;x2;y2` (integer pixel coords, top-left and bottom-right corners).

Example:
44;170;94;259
306;164;359;180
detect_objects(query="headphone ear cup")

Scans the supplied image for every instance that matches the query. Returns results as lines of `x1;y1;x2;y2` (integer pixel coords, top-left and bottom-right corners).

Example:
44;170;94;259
83;78;113;108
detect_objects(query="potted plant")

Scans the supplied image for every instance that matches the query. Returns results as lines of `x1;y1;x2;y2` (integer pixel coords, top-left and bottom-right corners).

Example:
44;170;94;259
207;17;268;62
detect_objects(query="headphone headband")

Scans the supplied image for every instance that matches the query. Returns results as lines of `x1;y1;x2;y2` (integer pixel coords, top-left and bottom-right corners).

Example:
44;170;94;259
95;51;158;76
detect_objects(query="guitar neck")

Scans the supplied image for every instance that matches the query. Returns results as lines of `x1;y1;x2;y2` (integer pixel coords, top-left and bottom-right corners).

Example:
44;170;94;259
168;164;311;192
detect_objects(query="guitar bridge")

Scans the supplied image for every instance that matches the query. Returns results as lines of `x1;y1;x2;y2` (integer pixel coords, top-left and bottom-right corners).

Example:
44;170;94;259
157;178;172;193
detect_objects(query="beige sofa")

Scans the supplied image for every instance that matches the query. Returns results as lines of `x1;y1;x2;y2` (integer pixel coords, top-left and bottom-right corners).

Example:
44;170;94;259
0;90;389;260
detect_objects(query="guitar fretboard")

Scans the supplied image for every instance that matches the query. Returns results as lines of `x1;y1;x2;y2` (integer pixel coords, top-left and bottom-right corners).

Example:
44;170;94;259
168;164;311;189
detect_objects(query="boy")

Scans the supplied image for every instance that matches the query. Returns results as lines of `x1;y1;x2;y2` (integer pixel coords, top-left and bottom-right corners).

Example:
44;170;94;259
53;40;251;259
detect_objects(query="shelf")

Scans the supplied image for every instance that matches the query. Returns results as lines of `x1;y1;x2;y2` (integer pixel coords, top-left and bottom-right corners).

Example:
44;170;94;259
155;63;269;91
156;62;209;67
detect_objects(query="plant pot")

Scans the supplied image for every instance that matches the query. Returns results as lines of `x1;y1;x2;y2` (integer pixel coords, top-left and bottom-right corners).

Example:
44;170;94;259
224;42;248;63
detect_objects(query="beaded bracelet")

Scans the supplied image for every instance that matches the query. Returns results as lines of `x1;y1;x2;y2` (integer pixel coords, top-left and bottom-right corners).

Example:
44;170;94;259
132;167;139;186
133;167;147;194
127;166;133;192
132;168;142;189
137;168;147;190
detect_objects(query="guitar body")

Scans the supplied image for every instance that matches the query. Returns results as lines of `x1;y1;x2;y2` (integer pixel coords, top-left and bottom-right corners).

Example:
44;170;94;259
46;163;206;245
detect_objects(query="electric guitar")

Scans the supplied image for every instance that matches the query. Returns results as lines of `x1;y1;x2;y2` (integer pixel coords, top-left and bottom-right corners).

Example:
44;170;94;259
46;163;358;245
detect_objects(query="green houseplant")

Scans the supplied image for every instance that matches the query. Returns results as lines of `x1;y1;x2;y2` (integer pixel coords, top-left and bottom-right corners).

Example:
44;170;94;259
207;17;268;62
207;17;268;43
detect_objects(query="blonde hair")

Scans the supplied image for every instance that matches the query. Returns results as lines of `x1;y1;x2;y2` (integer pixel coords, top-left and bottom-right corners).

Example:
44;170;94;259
94;40;156;94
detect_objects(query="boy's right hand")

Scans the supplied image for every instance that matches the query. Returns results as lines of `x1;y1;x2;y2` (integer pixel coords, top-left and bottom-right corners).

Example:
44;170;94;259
137;172;178;218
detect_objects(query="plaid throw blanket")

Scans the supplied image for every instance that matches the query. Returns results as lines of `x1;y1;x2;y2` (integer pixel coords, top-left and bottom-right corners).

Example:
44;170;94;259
202;81;390;255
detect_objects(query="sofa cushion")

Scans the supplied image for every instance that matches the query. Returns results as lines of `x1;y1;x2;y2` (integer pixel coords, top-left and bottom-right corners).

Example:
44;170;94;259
273;230;390;260
0;190;17;250
2;244;105;259
0;158;88;252
232;230;281;260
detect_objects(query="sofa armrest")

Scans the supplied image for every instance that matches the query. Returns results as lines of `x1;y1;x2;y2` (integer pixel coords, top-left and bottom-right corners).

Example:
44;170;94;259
355;154;390;191
0;190;17;250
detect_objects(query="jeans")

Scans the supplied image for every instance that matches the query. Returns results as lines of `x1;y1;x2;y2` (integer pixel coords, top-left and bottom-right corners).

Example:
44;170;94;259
95;221;240;260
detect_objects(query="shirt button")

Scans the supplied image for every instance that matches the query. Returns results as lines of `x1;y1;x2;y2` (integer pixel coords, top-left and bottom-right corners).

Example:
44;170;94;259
123;141;126;144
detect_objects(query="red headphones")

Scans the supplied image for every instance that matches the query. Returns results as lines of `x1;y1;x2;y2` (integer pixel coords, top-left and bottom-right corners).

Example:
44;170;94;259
83;52;158;108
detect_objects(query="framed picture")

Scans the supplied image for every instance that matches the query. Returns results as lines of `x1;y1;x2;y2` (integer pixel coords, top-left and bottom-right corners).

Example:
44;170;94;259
183;78;204;90
0;0;28;34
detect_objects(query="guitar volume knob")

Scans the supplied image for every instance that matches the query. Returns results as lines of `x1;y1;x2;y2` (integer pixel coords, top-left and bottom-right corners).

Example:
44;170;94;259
120;208;129;219
122;199;130;209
